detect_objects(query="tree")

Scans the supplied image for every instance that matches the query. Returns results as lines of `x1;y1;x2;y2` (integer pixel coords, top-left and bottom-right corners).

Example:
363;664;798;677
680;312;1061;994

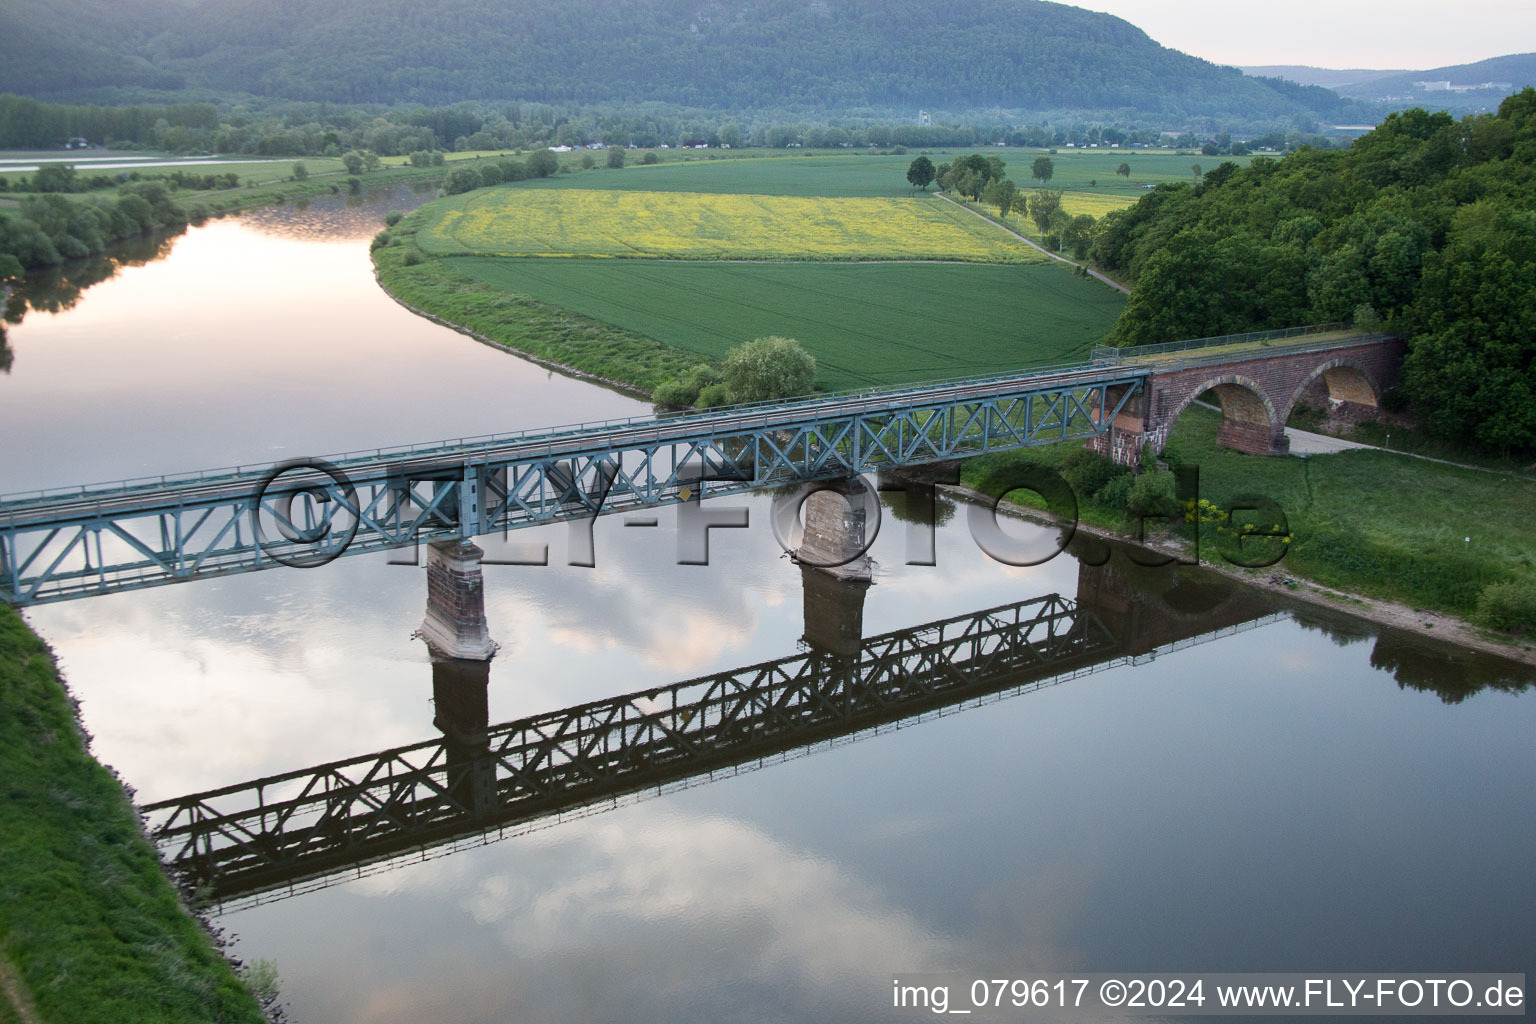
1191;163;1202;179
33;163;76;193
641;151;659;165
581;152;595;169
443;165;483;194
526;148;559;177
606;146;625;168
906;155;935;192
1061;213;1096;259
1116;162;1131;179
1027;188;1063;233
342;151;365;175
982;178;1017;219
291;162;308;181
1031;156;1054;184
722;336;816;403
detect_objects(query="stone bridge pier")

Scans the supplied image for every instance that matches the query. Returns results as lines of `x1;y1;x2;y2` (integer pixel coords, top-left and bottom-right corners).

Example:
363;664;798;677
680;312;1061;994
792;481;876;582
1091;336;1406;465
790;479;881;659
417;539;499;661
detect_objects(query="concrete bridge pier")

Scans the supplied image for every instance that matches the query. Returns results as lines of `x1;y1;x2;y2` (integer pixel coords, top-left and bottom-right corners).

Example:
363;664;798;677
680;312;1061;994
792;482;875;583
417;539;499;661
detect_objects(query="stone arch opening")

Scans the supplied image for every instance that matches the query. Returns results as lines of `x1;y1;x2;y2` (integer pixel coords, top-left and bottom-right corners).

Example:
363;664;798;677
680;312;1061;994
1287;359;1382;430
1163;374;1284;456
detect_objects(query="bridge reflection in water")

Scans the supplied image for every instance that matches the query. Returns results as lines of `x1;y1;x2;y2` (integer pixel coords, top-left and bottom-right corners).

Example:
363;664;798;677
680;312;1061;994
144;554;1279;910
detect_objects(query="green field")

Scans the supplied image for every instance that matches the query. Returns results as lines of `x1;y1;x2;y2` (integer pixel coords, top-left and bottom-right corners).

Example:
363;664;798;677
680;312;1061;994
443;257;1123;388
379;151;1131;392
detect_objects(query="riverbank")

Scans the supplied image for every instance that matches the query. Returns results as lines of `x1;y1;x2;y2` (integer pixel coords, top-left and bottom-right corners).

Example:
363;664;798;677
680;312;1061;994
0;607;266;1023
372;227;706;395
959;405;1536;664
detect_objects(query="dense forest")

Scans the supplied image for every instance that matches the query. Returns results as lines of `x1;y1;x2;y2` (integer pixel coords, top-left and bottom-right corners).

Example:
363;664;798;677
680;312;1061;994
0;0;1371;126
0;92;1218;155
1093;89;1536;453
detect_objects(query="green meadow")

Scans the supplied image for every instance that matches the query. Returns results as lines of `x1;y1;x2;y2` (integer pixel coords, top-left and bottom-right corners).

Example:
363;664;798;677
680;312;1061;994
443;257;1122;389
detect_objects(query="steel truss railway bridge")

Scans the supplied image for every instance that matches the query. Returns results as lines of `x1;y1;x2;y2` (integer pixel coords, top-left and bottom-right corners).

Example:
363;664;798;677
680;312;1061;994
0;324;1401;607
144;579;1282;909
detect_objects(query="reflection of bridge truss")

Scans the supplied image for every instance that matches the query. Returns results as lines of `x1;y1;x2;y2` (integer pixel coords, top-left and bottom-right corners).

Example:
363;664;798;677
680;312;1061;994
145;594;1115;905
1;367;1145;605
145;594;1284;910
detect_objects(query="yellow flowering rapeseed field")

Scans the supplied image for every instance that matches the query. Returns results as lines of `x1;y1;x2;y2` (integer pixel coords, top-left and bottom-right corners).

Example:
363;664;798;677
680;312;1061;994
416;189;1043;262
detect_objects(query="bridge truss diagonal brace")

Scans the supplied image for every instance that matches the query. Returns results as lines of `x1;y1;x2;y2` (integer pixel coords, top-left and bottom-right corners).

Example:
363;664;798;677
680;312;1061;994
0;371;1147;605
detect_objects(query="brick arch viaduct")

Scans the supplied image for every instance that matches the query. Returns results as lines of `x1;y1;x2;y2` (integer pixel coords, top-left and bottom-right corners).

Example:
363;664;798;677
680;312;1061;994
1091;330;1406;464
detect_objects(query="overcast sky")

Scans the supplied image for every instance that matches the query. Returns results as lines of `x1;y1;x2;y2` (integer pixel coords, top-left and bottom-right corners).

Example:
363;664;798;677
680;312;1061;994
1072;1;1533;70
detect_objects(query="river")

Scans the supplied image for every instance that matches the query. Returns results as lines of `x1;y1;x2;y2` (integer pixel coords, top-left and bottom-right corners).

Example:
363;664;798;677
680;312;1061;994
2;192;1532;1022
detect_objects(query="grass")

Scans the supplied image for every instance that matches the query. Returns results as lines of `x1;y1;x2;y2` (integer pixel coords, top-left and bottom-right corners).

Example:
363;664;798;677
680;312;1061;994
416;187;1042;263
374;242;705;391
0;607;264;1024
962;404;1536;620
441;256;1124;390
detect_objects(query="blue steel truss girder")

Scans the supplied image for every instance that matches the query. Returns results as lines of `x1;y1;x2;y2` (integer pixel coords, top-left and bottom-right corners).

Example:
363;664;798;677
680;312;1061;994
0;368;1147;605
141;593;1117;900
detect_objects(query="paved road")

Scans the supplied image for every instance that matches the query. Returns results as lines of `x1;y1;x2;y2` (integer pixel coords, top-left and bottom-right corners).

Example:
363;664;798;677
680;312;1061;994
1284;426;1376;456
934;192;1132;295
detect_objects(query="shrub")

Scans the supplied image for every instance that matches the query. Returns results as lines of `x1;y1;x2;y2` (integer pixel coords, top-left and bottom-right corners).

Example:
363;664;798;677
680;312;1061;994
1060;447;1127;502
1475;578;1536;634
1094;474;1134;511
651;377;699;407
385;211;403;226
606;146;626;169
526;149;559;177
347;176;362;194
402;249;422;266
443;165;483;195
653;364;724;406
370;230;390;251
291;161;308;181
697;382;734;408
641;152;660;165
1126;468;1178;520
722;335;816;403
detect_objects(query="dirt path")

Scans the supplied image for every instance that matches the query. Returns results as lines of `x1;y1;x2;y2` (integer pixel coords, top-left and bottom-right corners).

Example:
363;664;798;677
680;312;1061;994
0;953;42;1024
934;192;1131;294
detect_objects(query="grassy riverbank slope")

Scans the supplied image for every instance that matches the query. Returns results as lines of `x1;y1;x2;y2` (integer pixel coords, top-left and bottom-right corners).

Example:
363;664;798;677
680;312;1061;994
963;405;1536;639
0;607;265;1024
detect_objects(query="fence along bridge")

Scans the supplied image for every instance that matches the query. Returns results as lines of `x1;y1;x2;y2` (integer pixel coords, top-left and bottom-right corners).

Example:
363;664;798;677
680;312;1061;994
142;583;1281;909
0;324;1401;607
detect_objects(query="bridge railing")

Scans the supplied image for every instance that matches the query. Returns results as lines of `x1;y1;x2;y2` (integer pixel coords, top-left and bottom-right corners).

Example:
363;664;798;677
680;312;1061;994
1092;322;1354;364
0;358;1122;509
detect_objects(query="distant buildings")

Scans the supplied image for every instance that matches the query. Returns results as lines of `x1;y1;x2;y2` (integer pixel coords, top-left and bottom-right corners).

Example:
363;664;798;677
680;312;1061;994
1413;80;1514;92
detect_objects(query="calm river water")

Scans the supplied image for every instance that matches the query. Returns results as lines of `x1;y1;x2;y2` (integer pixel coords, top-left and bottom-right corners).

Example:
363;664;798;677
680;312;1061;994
1;192;1532;1022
